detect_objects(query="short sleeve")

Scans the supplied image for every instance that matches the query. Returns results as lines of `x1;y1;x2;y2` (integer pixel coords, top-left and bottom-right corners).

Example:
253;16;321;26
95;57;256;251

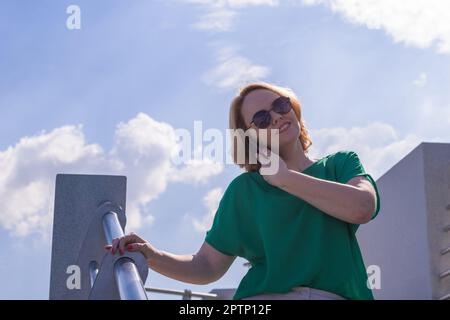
337;151;381;232
205;182;242;257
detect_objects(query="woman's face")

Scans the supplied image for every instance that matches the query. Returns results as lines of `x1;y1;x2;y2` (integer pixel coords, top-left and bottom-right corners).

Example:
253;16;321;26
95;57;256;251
241;89;301;150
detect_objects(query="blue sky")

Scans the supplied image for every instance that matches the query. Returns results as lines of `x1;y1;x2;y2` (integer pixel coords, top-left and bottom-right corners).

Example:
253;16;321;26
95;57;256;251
0;0;449;299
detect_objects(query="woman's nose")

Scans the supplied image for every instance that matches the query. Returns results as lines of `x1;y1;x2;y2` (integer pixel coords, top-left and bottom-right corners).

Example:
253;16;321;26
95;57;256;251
270;110;283;126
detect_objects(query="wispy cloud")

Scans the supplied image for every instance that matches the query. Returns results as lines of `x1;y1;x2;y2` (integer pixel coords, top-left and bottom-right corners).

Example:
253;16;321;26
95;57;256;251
413;72;427;87
186;0;279;31
0;113;223;237
187;0;450;54
192;6;237;31
185;1;273;89
301;0;450;54
190;187;224;232
310;122;423;179
170;159;223;184
203;46;270;89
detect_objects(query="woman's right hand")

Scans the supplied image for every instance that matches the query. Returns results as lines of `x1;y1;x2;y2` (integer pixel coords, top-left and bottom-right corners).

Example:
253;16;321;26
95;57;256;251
104;232;158;261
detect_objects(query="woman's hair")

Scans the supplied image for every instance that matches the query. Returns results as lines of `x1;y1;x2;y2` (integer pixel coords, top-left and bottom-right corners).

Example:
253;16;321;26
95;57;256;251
229;81;312;172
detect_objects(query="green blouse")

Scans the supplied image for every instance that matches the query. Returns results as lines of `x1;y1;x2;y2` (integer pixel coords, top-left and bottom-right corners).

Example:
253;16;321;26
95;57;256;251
205;150;380;300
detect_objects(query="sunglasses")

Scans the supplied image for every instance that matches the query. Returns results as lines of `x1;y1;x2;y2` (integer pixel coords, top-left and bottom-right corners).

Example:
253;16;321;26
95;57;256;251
248;96;292;129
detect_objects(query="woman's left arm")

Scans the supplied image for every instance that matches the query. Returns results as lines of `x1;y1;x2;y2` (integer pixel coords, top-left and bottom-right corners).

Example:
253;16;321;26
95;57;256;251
259;154;377;225
281;171;376;224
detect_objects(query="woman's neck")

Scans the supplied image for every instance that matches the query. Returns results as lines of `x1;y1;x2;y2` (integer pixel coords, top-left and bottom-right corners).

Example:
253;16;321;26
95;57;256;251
279;139;313;172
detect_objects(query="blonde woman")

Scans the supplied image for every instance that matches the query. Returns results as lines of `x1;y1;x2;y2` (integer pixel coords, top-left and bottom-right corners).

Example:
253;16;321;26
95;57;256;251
106;82;380;300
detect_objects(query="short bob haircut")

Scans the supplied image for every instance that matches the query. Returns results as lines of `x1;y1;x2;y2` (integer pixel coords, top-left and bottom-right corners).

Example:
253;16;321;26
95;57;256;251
229;81;312;172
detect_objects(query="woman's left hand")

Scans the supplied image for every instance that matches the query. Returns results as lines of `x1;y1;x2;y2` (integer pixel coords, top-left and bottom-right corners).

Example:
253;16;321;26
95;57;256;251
257;148;290;188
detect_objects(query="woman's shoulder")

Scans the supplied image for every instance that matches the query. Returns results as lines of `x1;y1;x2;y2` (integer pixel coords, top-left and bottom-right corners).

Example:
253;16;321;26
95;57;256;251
311;150;361;173
223;171;266;194
229;171;258;188
321;150;359;163
217;172;259;203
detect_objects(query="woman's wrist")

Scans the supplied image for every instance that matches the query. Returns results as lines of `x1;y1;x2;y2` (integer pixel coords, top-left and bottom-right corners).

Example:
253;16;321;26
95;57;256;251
143;243;161;265
278;169;296;190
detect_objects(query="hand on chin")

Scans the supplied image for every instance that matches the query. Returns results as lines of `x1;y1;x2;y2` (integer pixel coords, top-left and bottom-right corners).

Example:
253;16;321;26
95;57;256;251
256;147;289;188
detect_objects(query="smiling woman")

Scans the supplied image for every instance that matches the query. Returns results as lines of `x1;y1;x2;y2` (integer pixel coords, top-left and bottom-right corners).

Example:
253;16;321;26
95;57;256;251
107;81;380;300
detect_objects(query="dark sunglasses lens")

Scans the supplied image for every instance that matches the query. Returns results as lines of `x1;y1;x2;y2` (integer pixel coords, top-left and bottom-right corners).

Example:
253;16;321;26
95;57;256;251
250;97;291;129
252;111;271;129
273;97;291;114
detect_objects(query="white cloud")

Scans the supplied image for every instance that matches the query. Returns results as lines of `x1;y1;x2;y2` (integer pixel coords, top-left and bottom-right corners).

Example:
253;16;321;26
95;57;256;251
170;158;224;184
191;187;224;232
203;46;270;89
187;0;450;54
0;113;223;237
413;72;428;87
226;0;279;7
186;1;272;89
0;125;118;237
186;0;279;31
309;122;423;179
192;7;237;32
301;0;450;54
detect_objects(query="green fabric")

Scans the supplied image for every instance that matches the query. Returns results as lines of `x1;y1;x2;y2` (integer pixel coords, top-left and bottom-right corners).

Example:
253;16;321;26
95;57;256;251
205;150;380;300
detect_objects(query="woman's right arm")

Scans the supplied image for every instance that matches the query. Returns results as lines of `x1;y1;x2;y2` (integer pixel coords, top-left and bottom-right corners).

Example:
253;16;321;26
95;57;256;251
105;233;236;285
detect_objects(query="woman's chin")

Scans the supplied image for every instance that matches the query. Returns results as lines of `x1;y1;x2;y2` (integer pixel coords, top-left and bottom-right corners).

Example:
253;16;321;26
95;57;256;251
279;127;299;143
276;135;298;149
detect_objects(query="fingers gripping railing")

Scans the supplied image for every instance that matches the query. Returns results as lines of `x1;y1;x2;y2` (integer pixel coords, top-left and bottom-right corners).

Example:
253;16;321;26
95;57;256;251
102;211;148;300
49;174;148;300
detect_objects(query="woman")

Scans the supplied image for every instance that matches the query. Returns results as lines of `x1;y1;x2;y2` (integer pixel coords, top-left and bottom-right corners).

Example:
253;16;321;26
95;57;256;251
106;82;380;300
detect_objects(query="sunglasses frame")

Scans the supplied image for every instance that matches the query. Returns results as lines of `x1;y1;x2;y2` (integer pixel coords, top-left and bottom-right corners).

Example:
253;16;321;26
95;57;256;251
247;96;292;129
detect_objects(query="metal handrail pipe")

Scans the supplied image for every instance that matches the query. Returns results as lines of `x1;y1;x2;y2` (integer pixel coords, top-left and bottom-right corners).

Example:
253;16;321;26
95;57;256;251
102;211;147;300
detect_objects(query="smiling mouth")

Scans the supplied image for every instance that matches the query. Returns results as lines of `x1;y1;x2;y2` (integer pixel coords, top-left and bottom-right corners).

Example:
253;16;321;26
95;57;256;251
278;122;291;133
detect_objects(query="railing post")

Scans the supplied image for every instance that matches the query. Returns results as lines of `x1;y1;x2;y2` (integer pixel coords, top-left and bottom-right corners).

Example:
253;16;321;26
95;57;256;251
50;174;148;300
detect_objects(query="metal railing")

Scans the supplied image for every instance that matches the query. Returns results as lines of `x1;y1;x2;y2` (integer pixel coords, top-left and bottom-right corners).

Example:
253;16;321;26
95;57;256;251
102;211;148;300
145;287;219;300
439;293;450;300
